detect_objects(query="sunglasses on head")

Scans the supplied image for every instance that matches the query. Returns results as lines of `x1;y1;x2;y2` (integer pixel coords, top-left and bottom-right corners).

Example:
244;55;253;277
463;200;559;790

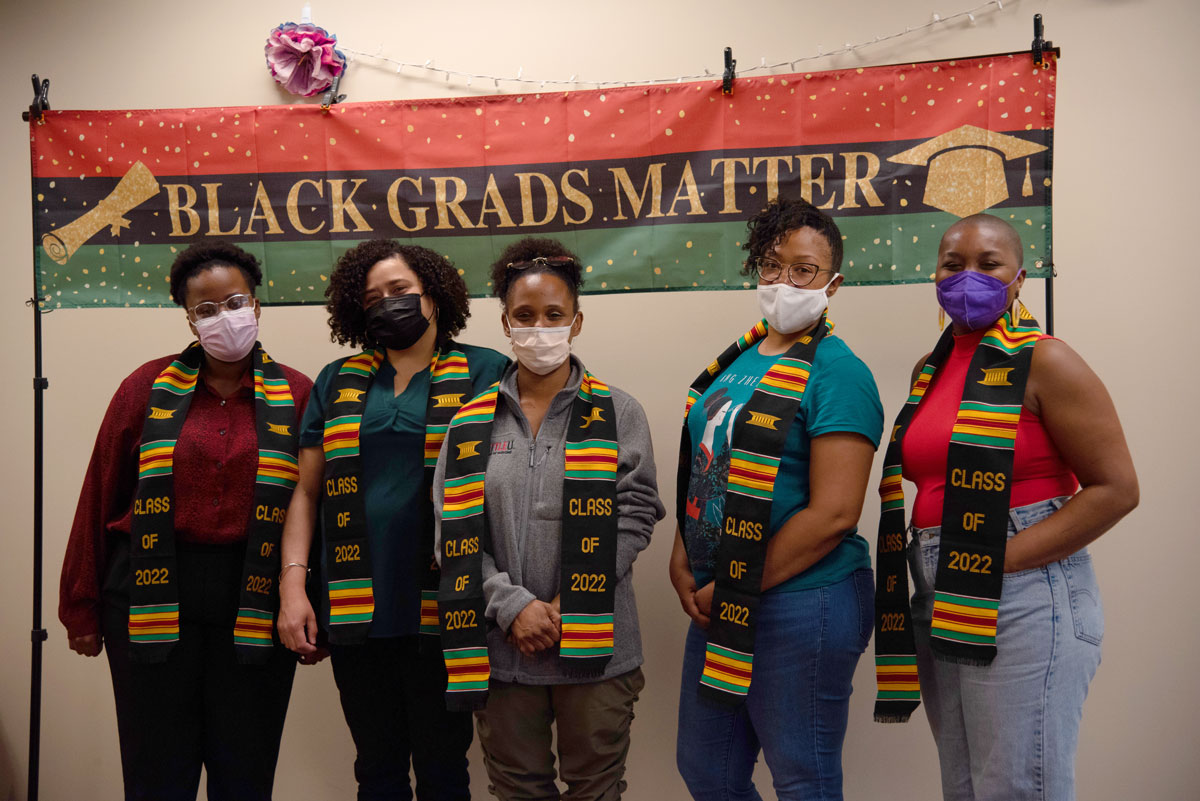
506;256;578;271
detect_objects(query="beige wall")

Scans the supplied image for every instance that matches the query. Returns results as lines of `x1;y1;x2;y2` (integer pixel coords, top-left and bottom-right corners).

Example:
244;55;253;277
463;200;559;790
1;0;1196;798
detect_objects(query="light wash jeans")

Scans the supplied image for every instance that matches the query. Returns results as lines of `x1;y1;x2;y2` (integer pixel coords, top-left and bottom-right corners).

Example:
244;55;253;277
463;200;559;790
675;569;874;801
909;497;1103;801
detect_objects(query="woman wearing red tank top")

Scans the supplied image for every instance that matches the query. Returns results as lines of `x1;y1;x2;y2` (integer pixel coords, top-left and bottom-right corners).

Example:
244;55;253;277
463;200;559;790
875;215;1137;801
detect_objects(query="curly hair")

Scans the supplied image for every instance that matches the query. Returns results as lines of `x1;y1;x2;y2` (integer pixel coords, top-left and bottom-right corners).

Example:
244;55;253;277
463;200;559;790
741;197;844;275
168;242;263;306
325;240;470;350
489;237;584;310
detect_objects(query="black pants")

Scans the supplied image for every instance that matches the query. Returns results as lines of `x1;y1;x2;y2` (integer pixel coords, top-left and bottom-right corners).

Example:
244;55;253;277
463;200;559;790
330;636;473;801
102;541;296;801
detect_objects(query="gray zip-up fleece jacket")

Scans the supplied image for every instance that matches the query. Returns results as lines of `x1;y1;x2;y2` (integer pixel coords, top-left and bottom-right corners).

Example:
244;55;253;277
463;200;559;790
434;356;664;684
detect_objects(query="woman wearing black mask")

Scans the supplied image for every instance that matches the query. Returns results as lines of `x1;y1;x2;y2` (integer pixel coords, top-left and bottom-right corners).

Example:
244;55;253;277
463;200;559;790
278;240;507;800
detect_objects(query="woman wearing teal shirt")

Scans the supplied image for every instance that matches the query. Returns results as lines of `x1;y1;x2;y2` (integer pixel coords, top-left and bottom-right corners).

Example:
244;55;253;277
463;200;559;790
278;240;507;800
671;198;882;801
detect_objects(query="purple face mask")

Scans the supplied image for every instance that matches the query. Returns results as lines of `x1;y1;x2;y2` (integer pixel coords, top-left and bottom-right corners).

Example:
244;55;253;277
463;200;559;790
936;270;1022;331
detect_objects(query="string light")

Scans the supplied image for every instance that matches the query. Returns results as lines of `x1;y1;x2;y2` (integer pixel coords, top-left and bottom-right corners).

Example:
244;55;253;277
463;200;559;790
340;0;1007;90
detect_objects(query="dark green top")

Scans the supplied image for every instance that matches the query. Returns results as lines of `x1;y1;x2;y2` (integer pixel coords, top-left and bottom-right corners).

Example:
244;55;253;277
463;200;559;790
300;343;510;637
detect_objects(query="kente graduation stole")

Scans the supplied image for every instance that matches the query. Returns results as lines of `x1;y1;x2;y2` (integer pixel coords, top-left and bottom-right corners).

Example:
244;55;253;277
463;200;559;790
439;372;619;711
873;310;1042;722
676;317;830;705
129;343;298;664
320;346;474;644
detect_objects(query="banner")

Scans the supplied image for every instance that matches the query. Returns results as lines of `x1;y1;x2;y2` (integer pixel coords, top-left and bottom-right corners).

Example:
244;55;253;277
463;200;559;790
30;52;1055;308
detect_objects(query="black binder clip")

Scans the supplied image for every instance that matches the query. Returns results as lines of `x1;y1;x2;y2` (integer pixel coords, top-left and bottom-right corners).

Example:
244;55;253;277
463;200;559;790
1032;14;1052;69
22;74;50;123
321;74;347;111
722;47;736;96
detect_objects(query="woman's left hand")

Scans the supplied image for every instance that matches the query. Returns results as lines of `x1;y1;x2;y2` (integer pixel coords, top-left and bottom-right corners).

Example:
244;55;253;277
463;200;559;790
297;646;330;665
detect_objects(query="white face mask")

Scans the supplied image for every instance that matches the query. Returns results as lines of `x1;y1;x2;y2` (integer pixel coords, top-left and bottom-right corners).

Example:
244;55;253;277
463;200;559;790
507;315;577;375
194;306;259;362
756;280;835;334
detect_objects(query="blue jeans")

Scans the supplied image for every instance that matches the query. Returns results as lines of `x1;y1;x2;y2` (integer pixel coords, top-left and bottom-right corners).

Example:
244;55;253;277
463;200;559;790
676;569;873;801
910;497;1104;801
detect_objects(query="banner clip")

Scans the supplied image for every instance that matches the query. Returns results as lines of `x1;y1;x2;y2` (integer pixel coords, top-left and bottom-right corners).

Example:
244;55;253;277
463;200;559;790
722;47;736;96
321;73;347;112
1031;14;1052;68
22;74;50;124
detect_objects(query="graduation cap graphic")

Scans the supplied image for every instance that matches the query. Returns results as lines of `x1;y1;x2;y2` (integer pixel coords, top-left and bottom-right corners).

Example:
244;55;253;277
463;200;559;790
888;125;1047;217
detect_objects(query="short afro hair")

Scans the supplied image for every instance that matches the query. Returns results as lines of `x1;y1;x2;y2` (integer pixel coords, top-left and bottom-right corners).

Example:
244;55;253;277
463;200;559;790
489;237;584;310
741;197;844;275
325;240;470;350
169;242;263;306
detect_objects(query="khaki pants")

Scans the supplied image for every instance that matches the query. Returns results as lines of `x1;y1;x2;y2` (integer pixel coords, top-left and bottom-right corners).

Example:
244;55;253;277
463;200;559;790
474;668;645;801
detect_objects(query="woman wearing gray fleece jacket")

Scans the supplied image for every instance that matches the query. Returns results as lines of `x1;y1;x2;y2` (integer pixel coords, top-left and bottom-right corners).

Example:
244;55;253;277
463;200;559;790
434;237;664;801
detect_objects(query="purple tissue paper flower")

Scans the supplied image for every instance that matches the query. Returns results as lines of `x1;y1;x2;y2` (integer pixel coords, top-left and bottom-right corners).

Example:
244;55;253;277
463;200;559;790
265;22;346;98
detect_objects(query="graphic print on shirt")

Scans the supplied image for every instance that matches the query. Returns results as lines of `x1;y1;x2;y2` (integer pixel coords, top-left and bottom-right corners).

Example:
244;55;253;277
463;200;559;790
683;379;748;568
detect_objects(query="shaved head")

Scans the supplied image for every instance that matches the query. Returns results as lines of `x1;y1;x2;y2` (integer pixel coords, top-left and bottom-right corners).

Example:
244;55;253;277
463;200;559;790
942;214;1024;267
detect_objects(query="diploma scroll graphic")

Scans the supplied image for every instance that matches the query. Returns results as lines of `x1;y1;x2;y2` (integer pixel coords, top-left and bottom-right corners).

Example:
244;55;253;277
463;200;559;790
41;161;160;265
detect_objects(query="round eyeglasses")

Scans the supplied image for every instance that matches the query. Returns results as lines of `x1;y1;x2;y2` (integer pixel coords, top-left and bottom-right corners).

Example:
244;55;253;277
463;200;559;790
187;293;254;321
749;257;836;288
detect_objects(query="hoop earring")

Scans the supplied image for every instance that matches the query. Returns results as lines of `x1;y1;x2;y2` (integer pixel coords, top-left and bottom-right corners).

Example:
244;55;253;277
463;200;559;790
1017;297;1030;321
938;306;945;331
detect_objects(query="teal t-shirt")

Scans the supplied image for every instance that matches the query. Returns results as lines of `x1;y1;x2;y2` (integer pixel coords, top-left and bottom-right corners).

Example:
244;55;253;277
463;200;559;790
300;343;509;637
682;334;883;592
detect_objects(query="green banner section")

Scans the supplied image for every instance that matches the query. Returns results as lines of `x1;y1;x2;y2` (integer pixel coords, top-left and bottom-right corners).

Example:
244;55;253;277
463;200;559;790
41;208;1050;308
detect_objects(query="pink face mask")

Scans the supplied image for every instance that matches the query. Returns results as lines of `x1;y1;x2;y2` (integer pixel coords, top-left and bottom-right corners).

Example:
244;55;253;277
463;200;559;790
194;306;259;362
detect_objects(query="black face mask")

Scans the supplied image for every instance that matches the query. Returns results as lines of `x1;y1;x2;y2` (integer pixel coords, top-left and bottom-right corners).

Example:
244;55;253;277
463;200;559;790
364;294;431;350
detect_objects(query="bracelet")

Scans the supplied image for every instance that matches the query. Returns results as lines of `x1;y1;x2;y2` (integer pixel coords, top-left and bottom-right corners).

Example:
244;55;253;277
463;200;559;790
279;562;310;582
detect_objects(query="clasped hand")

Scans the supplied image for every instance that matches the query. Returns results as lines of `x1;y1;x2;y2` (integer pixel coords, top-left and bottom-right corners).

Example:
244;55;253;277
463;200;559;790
509;596;561;656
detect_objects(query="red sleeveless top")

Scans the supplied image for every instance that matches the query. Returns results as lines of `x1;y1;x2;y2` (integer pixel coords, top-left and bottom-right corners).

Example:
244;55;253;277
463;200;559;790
901;329;1078;529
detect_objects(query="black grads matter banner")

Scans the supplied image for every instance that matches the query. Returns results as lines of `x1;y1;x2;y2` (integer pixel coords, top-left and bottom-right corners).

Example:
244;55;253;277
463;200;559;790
29;52;1055;308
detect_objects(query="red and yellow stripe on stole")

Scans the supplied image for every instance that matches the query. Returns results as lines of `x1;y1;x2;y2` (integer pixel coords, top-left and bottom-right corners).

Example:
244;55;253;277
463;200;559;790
322;415;362;460
982;314;1043;355
328;579;374;625
931;591;1000;645
233;608;274;646
684;388;702;417
442;473;485;520
339;350;384;378
424;424;448;468
138;440;176;479
878;464;905;512
128;603;180;643
757;359;810;401
253;372;295;406
257;450;300;489
950;403;1021;449
726;450;780;501
451;386;499;426
419;591;439;634
738;321;768;350
906;364;937;404
875;655;921;700
564;440;618;480
431;351;470;381
151;361;199;395
700;642;753;696
444;647;490;692
559;614;615;658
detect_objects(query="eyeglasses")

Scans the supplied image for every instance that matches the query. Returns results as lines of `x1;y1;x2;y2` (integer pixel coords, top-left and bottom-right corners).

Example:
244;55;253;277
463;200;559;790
506;256;578;271
749;257;836;288
187;293;254;321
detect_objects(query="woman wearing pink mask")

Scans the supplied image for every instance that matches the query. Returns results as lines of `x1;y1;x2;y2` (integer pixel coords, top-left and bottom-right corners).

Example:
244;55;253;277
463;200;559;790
672;198;882;801
433;236;664;801
59;242;312;801
872;214;1137;801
